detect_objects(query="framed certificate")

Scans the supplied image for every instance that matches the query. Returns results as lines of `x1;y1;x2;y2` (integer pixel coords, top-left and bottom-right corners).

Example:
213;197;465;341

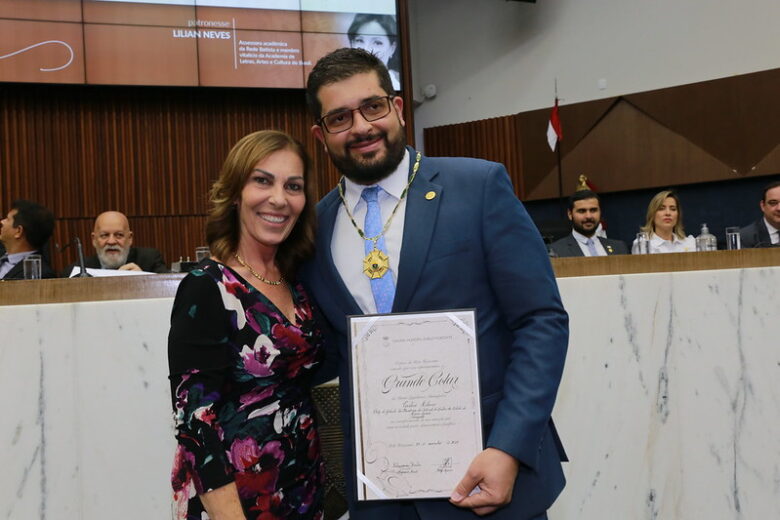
348;310;483;501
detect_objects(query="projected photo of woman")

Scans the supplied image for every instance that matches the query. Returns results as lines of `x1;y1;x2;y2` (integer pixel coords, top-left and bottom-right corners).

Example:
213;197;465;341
347;13;401;90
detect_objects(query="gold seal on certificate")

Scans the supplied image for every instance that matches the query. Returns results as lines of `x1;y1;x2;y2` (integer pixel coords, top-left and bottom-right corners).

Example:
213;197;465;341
348;310;483;501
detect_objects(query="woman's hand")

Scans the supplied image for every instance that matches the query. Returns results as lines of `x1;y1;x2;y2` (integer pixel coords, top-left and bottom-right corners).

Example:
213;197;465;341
200;482;247;520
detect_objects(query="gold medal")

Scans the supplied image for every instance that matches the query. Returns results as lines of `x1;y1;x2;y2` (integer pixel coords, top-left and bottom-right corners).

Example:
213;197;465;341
363;249;390;279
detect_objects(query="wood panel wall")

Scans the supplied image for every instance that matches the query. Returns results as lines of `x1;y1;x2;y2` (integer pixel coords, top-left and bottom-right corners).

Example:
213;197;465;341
424;114;524;195
0;82;342;273
424;68;780;201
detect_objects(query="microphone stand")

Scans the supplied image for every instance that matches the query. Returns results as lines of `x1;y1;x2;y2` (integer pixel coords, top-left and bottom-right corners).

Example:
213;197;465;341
59;237;92;277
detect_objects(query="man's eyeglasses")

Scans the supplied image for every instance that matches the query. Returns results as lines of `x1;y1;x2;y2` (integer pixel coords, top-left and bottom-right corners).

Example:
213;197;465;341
317;96;393;134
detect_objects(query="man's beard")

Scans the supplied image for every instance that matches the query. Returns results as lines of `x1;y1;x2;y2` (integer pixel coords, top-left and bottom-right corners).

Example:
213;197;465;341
572;220;598;237
329;128;407;185
97;245;130;269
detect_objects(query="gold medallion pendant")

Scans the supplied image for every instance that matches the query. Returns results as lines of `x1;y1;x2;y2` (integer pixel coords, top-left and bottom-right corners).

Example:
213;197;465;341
363;249;390;279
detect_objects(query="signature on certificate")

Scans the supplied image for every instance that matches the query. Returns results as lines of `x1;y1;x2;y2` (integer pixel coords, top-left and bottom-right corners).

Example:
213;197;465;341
436;457;453;473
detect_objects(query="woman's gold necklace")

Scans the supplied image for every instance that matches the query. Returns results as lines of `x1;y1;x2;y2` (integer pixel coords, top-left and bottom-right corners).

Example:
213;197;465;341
234;253;284;286
337;152;422;279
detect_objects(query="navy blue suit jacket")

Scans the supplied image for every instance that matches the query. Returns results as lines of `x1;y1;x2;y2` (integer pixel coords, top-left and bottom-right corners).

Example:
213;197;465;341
306;150;569;520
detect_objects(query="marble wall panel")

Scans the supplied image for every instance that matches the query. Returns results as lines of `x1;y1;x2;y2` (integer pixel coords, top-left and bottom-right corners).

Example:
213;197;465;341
550;267;780;519
0;298;175;520
71;299;176;518
1;304;81;519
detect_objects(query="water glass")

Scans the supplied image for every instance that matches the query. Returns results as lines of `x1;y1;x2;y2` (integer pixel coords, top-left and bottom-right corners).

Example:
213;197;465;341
23;254;42;279
725;227;741;250
195;246;210;262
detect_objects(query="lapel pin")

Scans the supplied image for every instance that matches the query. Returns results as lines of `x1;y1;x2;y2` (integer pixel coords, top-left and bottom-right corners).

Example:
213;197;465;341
425;191;436;200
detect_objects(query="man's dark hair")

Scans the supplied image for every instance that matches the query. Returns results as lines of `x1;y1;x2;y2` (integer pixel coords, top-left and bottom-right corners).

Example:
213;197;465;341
11;199;55;249
568;190;601;211
762;180;780;202
305;47;395;119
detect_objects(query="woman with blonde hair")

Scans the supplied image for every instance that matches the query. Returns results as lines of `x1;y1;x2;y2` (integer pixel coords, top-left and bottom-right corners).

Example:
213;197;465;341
632;189;696;254
168;130;324;520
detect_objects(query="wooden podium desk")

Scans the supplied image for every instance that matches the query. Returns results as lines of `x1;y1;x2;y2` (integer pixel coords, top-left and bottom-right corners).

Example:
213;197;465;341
551;247;780;277
1;249;777;306
0;273;185;305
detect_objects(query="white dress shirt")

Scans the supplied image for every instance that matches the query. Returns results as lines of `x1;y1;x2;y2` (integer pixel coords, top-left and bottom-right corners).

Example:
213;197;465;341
332;150;410;314
572;230;607;257
632;233;696;254
763;218;780;245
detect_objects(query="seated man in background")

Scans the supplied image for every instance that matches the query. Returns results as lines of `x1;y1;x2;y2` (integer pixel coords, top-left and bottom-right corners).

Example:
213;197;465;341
0;200;56;280
64;211;168;276
551;190;628;257
740;180;780;248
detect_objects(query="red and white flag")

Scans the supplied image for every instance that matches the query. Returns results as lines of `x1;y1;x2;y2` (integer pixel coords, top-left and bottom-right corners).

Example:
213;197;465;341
547;98;563;151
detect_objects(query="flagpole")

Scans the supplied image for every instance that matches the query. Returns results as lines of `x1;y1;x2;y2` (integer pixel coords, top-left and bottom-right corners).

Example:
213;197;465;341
554;80;565;218
556;132;564;218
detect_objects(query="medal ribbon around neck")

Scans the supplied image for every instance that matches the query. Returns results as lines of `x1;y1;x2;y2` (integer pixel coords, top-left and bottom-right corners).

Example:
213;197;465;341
337;151;422;279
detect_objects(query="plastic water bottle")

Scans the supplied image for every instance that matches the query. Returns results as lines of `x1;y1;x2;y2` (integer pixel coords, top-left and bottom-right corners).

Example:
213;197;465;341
635;231;650;254
696;223;717;251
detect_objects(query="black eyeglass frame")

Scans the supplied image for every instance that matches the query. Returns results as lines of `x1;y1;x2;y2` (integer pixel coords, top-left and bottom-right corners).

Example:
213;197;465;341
316;95;394;134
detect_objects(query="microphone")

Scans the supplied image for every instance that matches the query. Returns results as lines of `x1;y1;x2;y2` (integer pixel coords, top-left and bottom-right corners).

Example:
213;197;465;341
73;237;91;277
59;237;92;277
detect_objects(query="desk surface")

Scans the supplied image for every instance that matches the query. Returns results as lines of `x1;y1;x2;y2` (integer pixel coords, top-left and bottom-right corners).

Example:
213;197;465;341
552;247;780;277
0;273;185;305
1;249;778;306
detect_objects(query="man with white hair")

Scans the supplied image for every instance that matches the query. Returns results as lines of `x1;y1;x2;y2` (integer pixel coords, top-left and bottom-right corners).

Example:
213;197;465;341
63;211;168;275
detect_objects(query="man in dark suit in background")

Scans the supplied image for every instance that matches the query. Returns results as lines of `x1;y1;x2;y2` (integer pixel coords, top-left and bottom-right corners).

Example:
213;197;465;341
550;190;628;257
63;211;168;276
0;200;56;280
305;48;568;520
739;180;780;248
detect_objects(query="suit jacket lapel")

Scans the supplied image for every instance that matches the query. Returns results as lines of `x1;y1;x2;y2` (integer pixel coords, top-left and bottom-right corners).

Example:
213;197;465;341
559;235;582;257
317;190;362;317
598;237;613;255
758;218;771;245
3;262;23;280
393;150;441;312
568;236;584;257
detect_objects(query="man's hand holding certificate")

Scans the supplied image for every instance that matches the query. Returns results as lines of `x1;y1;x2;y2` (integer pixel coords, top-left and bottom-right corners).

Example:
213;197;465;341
450;447;521;516
348;310;483;501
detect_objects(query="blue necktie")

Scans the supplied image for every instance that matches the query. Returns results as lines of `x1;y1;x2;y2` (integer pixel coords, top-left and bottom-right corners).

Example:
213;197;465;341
361;186;395;313
586;238;599;257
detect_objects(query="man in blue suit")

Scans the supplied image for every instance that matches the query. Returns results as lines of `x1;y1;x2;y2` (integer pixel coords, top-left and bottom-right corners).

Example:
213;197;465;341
305;48;569;520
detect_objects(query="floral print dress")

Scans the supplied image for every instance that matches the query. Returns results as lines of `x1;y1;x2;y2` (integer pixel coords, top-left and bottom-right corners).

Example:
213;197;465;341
168;260;324;520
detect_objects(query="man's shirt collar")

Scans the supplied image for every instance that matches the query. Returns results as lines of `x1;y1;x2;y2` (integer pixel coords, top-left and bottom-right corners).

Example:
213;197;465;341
763;217;779;235
571;230;597;245
342;149;411;211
